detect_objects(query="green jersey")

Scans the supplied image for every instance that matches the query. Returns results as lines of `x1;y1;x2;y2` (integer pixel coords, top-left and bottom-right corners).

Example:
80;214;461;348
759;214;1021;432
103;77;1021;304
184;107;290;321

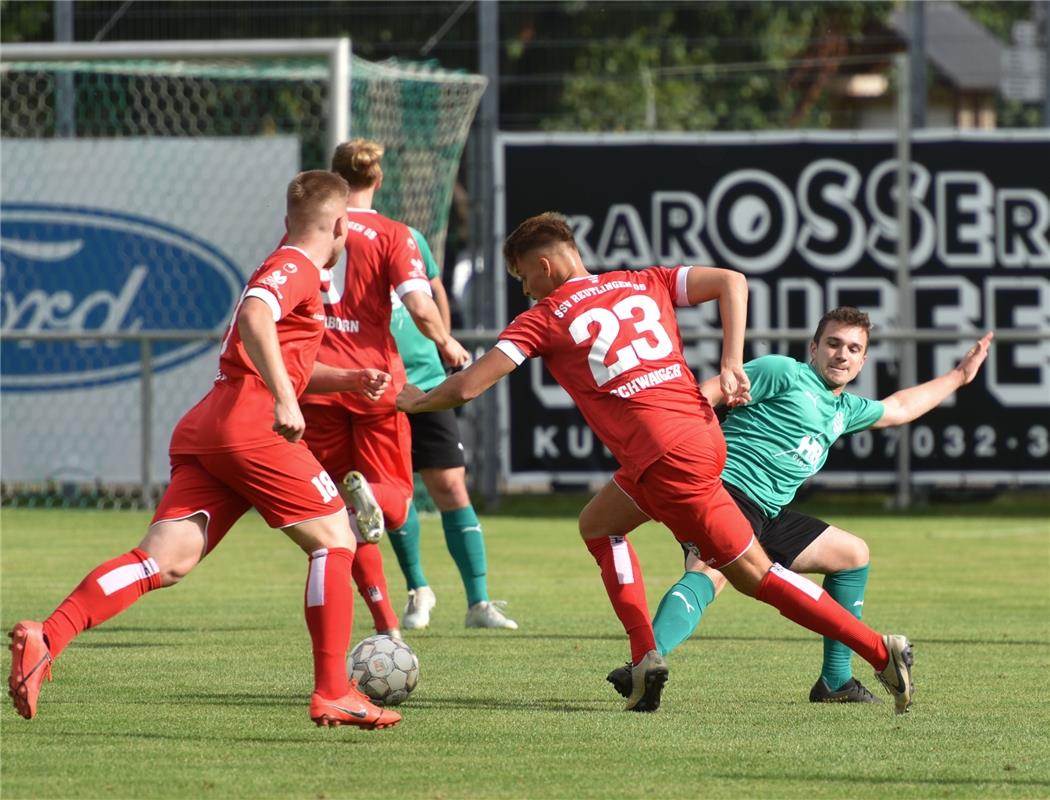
720;355;884;518
390;227;447;391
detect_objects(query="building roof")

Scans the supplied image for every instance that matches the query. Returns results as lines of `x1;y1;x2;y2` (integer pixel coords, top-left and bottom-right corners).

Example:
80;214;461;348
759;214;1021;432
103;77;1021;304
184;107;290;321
890;1;1003;91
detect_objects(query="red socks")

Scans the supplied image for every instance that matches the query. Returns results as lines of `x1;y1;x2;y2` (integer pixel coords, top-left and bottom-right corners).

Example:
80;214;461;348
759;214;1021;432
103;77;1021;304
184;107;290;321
757;563;888;669
586;536;656;664
304;547;355;699
351;542;400;633
43;547;162;658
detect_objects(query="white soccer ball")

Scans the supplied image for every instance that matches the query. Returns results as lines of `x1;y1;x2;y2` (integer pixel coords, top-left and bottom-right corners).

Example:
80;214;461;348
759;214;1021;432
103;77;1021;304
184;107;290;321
348;634;419;706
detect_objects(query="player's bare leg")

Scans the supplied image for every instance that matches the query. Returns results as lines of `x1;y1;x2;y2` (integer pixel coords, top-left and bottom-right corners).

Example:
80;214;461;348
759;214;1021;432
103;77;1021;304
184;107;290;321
284;510;400;729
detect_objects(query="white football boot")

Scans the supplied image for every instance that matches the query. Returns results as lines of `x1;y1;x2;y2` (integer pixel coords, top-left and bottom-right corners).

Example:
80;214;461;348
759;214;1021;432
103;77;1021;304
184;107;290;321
465;600;518;630
401;586;437;630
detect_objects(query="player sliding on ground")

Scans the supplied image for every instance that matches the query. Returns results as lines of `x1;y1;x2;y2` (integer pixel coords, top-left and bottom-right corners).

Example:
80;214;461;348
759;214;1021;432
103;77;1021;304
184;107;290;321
396;212;915;715
8;171;400;730
605;309;993;705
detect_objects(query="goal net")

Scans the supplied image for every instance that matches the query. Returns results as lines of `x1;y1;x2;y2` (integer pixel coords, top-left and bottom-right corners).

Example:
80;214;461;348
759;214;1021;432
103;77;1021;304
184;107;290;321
0;44;486;508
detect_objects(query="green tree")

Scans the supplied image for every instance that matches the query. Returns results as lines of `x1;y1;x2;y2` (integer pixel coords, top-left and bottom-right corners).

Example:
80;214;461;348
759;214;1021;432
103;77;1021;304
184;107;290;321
545;1;892;132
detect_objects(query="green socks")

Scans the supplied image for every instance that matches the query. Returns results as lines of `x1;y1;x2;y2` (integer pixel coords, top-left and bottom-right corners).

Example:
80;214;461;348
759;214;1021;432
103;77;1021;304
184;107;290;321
652;571;717;657
388;502;427;591
442;505;489;607
820;564;870;691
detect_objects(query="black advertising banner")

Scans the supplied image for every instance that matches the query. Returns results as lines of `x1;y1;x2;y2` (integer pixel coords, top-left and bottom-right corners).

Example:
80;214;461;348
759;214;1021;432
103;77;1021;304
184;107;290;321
498;132;1050;488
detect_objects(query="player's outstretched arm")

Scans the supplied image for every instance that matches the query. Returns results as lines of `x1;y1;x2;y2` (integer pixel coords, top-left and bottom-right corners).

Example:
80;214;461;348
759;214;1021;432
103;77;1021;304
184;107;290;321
306;364;391;401
238;297;304;442
397;348;516;414
402;290;471;368
871;331;994;429
698;375;724;407
684;267;750;407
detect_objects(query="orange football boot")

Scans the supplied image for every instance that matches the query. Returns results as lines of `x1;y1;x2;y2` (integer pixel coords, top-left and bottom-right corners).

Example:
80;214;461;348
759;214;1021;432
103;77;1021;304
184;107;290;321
8;621;53;719
309;680;401;729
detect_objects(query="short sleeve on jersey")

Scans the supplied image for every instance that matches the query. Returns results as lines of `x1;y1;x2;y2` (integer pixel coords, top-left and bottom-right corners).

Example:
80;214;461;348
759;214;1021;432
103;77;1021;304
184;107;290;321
393;277;434;299
409;227;440;280
245;287;281;321
842;393;885;433
674;266;692;306
743;355;798;404
495;341;526;365
246;258;317;321
498;304;550;361
389;223;433;300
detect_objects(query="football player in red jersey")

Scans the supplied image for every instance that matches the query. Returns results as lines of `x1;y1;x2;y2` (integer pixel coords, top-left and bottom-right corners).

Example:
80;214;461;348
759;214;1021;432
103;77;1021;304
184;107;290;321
8;171;400;730
297;139;471;639
397;212;915;716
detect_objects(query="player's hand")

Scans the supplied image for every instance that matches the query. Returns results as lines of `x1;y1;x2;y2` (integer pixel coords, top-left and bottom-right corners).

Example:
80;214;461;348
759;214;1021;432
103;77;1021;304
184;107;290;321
353;368;391;401
957;331;994;385
720;365;751;408
273;396;306;443
396;384;425;413
438;337;472;369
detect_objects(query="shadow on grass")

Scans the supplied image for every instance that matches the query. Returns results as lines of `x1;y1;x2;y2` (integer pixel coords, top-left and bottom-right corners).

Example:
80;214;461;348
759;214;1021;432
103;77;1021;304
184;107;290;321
15;729;368;747
408;696;611;713
88;626;271;634
414;631;1050;647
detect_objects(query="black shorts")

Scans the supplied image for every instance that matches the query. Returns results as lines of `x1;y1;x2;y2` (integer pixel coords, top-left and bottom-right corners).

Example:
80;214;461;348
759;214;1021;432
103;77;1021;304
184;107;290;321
681;482;829;569
407;408;466;471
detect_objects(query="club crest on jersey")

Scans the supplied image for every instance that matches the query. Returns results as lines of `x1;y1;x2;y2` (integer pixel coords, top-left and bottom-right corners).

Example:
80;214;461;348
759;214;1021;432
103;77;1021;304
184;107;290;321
832;411;845;435
0;203;241;390
406;235;417;250
282;262;298;274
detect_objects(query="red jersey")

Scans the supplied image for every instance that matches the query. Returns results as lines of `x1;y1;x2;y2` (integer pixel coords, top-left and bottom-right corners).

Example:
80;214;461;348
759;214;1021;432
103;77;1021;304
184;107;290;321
170;246;328;454
306;208;431;413
496;267;716;480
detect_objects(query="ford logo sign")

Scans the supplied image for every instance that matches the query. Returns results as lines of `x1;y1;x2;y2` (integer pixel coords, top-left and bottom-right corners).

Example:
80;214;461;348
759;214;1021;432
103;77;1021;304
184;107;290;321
1;204;243;391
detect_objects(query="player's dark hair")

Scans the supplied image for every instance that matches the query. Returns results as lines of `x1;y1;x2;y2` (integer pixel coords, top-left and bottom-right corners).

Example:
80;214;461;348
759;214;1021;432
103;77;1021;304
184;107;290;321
813;306;873;348
286;170;349;228
331;138;384;189
502;212;577;277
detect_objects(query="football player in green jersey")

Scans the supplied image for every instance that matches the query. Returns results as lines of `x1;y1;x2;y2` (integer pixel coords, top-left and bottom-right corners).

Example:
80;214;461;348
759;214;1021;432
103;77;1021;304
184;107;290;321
386;227;517;632
603;307;992;704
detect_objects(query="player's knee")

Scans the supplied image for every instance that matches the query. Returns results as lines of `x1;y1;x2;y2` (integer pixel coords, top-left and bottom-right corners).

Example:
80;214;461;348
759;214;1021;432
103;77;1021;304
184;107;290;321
421;468;468;510
721;544;770;597
577;504;603;541
156;555;197;587
840;533;869;569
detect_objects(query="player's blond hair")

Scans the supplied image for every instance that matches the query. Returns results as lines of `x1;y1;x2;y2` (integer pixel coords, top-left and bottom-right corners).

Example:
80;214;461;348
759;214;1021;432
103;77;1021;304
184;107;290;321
286;170;349;230
502;212;577;277
813;306;873;349
331;138;384;189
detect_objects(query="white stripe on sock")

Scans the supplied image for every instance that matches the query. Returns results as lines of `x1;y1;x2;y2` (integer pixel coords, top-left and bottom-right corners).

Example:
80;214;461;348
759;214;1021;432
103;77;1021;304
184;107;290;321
307;550;328;607
96;557;159;596
610;536;634;585
770;562;823;601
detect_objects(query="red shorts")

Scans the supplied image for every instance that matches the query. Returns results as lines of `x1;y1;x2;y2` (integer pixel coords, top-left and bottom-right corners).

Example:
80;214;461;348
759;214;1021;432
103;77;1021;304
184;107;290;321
153;440;344;554
300;402;413;510
613;424;754;569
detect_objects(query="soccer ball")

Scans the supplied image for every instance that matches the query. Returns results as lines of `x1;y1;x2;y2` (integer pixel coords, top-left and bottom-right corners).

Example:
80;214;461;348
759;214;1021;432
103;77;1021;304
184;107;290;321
348;634;419;706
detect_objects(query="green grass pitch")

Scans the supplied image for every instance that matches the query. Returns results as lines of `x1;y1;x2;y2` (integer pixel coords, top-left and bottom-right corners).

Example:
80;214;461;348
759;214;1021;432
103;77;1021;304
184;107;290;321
2;503;1048;799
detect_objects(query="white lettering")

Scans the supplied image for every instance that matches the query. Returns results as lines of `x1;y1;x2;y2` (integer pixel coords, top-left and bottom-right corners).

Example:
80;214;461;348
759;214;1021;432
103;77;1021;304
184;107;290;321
533;426;559;458
797;159;866;271
997;189;1050;268
936;172;995;268
596;204;651;268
